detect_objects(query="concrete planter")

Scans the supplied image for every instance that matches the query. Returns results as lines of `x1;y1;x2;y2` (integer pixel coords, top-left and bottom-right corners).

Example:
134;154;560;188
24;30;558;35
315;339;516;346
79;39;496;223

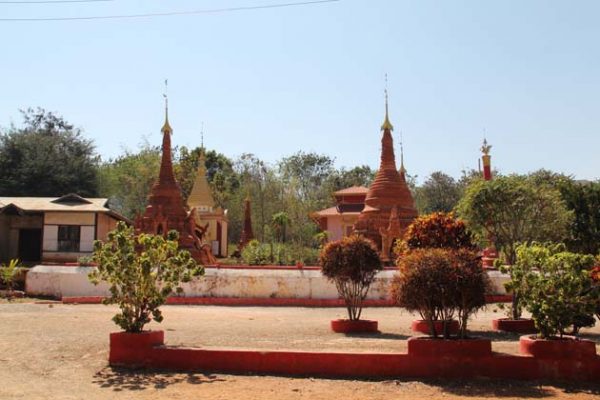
492;318;537;334
411;319;459;336
519;335;597;360
109;330;164;367
407;336;492;357
330;319;378;333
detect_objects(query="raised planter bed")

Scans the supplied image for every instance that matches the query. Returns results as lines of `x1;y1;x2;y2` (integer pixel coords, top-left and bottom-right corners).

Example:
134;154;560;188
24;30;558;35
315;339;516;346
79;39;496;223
109;330;164;367
330;319;379;333
492;318;537;334
407;336;492;357
519;335;597;360
411;319;459;336
108;331;600;381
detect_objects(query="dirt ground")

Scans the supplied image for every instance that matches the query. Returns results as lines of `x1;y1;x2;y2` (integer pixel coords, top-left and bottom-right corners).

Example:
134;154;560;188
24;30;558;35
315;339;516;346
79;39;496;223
0;302;599;400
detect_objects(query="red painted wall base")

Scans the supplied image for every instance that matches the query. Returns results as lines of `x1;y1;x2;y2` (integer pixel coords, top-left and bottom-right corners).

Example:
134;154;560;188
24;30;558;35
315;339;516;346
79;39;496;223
109;331;600;382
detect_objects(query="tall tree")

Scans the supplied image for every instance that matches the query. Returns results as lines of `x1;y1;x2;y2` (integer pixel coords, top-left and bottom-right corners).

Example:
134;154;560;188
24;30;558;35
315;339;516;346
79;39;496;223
0;108;99;197
414;171;462;214
456;175;573;264
96;142;160;218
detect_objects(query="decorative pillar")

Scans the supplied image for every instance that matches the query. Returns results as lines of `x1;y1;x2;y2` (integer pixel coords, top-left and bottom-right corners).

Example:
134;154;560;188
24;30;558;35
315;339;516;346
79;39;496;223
480;139;498;268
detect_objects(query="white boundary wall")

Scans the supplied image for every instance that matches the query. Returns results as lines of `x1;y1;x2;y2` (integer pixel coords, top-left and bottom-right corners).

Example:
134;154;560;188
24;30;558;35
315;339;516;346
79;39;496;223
26;265;510;299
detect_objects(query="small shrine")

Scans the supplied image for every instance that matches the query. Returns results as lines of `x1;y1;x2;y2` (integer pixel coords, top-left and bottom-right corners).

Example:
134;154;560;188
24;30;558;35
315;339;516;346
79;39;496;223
312;186;368;242
187;146;229;258
134;98;218;265
353;91;418;263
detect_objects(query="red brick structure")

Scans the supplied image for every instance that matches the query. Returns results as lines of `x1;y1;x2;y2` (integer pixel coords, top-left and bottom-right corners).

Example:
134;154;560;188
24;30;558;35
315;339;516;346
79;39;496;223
354;94;417;262
134;103;217;265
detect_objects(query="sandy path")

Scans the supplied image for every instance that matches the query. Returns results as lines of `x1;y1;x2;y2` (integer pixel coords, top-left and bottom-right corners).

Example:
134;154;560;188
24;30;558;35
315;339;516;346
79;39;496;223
0;303;598;399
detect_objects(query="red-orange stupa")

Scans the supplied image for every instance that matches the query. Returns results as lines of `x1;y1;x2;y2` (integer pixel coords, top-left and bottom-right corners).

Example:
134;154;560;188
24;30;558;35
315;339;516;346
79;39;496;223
354;92;418;262
134;100;217;265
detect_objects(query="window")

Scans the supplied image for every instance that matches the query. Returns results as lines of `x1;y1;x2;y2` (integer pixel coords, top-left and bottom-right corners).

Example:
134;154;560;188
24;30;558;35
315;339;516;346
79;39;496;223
58;225;81;252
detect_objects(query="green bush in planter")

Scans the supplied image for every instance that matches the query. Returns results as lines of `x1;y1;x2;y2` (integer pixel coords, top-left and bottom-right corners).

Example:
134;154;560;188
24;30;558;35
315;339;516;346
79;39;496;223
89;222;204;333
517;243;597;339
320;235;382;321
393;248;489;339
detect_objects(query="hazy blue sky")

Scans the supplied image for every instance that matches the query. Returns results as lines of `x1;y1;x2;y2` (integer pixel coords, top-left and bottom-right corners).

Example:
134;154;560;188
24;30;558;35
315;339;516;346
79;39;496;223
1;0;598;182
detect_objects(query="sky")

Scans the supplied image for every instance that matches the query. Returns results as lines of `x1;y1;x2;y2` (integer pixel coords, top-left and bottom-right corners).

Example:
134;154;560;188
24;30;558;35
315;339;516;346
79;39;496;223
1;0;599;183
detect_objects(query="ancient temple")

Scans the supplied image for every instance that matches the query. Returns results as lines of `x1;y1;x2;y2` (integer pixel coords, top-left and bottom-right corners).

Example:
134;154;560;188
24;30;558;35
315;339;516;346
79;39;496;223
134;100;218;265
353;92;418;263
187;146;229;257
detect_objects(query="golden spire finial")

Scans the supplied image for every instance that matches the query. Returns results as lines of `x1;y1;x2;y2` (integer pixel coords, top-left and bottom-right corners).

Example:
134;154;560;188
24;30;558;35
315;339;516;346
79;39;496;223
381;74;394;131
399;130;406;175
161;79;172;134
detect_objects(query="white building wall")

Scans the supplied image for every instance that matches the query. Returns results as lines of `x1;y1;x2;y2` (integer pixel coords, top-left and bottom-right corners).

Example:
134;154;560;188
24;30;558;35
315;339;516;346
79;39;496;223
26;265;509;299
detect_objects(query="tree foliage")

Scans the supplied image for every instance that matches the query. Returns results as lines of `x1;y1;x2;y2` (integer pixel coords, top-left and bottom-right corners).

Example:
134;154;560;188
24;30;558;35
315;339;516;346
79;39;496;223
393;248;489;339
0;108;99;196
400;212;476;254
516;243;597;339
414;171;462;214
89;222;203;333
456;175;572;265
320;235;382;320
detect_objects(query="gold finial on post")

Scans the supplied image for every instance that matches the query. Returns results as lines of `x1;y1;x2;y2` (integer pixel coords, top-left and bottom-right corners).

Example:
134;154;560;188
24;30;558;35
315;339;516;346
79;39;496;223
161;79;172;134
381;73;394;131
399;130;406;175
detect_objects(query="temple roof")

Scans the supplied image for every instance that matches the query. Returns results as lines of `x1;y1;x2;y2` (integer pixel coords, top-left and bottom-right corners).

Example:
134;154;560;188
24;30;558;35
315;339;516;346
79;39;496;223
334;186;369;196
187;148;215;210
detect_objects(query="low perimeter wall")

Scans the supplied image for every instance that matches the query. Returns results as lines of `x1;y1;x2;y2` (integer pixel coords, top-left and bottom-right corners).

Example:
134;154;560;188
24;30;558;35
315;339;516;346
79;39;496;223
109;331;600;382
26;265;510;302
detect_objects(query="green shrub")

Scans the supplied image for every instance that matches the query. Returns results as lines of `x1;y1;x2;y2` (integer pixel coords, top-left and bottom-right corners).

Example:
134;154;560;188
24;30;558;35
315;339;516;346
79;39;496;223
241;240;271;265
0;259;21;299
89;222;203;333
393;248;489;339
517;243;597;339
320;235;382;321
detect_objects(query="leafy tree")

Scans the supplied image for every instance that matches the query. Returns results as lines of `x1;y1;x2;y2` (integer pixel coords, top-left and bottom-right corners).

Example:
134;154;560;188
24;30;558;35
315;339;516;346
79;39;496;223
0;108;99;196
517;243;597;339
320;235;382;321
89;222;203;333
414;171;462;214
558;180;600;255
278;151;335;203
456;175;572;265
271;211;290;243
328;165;375;191
97;142;160;218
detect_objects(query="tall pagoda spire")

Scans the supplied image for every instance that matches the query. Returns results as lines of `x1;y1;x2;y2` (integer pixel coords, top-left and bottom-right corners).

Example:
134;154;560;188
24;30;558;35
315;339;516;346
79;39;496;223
399;130;406;177
381;75;394;132
156;82;177;188
354;85;418;263
187;127;215;211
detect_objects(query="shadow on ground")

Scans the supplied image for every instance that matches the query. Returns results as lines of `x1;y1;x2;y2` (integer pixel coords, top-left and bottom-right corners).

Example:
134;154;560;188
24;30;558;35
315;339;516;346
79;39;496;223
93;367;226;391
343;332;411;340
406;378;600;398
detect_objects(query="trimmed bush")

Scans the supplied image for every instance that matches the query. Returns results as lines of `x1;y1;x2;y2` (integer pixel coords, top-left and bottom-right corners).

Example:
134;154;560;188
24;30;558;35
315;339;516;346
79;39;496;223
401;212;476;254
320;235;382;321
393;248;489;338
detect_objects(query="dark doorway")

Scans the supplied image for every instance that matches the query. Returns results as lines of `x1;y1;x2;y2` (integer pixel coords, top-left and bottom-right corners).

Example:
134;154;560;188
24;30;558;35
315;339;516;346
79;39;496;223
18;229;42;262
